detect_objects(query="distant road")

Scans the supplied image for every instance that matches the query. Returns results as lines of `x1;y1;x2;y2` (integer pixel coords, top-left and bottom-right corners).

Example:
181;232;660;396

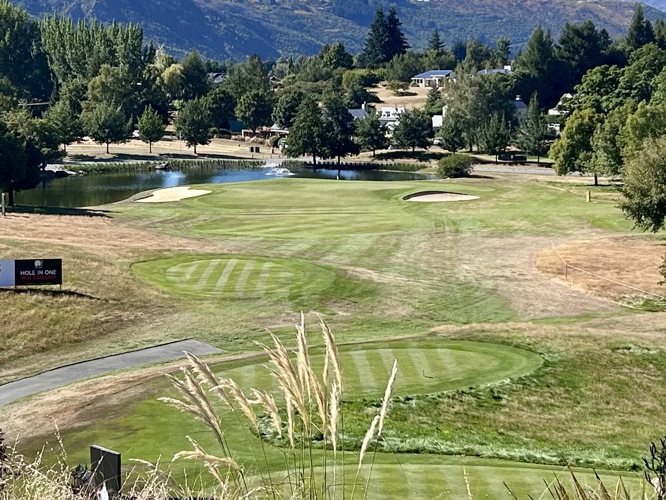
473;165;556;176
0;339;222;407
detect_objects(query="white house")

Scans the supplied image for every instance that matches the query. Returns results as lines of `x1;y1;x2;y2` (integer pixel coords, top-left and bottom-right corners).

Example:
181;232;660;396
377;106;406;136
411;70;454;88
477;66;513;76
548;93;573;116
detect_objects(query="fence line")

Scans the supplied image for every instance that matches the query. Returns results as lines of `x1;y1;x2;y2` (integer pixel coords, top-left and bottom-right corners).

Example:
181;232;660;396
549;241;666;301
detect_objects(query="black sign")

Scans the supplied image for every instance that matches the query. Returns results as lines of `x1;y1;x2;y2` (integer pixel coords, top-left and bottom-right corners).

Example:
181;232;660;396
14;259;62;286
90;445;122;493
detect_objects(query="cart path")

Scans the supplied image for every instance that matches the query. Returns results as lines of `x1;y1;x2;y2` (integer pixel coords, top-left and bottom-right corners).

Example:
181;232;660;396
0;339;222;407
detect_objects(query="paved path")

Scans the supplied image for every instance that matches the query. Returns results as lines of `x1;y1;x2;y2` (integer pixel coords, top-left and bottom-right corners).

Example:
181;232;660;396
0;340;222;407
474;165;556;175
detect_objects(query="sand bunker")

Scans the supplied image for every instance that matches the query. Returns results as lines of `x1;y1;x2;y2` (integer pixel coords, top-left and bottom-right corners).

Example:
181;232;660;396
404;191;479;202
136;186;212;203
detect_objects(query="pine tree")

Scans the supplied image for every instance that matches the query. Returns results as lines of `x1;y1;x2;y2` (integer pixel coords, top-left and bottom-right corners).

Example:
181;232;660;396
516;92;548;164
625;4;655;53
385;6;409;61
358;7;389;68
438;113;466;154
479;113;512;162
286;96;329;165
428;29;444;53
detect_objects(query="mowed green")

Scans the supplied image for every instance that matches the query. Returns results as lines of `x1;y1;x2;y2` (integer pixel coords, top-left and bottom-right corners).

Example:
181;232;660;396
218;339;542;398
132;255;336;300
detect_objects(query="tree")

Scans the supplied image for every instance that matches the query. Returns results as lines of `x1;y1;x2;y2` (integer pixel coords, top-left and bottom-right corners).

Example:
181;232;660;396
44;99;84;153
444;68;514;151
355;112;387;157
82;102;130;153
478;114;512;162
272;89;305;129
385;6;409;61
357;7;389;68
555;20;611;91
393;109;433;153
619;101;666;161
235;89;273;134
619;136;666;232
591;102;634;178
438;113;466;154
181;50;210;101
1;110;63;205
203;86;236;130
617;43;666;103
161;63;184;99
514;26;561;109
322;93;359;164
425;86;444;116
0;1;53;101
493;37;511;67
85;64;140;121
0;121;29;206
516;92;549;164
568;65;624;115
320;43;353;70
384;51;425;85
550;107;602;184
175;98;212;154
286;96;329;165
137;106;166;153
624;4;655;54
428;29;444;52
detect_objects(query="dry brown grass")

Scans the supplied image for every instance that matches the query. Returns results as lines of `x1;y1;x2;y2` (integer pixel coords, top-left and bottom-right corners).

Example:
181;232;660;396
369;84;431;109
64;135;281;162
0;213;232;381
537;236;666;302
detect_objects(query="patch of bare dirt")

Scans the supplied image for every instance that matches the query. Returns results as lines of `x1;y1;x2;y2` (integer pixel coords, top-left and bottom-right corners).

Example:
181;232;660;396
536;236;666;302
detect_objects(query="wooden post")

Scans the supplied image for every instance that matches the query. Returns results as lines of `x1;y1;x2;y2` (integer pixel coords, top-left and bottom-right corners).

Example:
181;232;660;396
586;190;591;203
1;193;5;216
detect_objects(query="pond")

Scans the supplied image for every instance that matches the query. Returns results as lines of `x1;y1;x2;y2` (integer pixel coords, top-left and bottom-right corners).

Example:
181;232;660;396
14;166;430;208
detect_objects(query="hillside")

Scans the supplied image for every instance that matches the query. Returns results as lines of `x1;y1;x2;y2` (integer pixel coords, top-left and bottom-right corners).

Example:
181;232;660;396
10;0;666;59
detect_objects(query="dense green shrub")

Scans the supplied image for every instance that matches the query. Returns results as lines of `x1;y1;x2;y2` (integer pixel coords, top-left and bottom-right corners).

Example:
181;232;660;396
437;154;473;178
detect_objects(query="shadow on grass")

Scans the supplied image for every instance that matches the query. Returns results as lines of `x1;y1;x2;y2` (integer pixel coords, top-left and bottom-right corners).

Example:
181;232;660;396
375;150;443;162
6;206;111;217
162;152;249;160
0;288;102;301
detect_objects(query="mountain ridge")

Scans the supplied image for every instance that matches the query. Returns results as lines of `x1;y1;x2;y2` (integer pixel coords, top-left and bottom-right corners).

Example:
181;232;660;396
10;0;666;59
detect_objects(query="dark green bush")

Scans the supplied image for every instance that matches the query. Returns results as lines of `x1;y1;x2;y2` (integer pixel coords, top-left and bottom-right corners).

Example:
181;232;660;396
437;154;473;178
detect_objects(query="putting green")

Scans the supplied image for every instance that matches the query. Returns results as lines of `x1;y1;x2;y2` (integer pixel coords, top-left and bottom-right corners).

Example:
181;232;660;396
216;339;543;398
132;254;336;300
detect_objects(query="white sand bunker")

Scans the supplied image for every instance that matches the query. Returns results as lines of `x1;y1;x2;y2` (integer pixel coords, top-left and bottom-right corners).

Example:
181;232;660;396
136;186;212;203
404;191;479;202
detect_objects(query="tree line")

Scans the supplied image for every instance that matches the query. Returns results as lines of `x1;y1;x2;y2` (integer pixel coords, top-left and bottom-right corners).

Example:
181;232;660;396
1;0;666;237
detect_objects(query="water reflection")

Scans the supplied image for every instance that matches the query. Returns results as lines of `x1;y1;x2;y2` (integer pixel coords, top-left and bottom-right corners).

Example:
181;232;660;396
15;167;429;208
